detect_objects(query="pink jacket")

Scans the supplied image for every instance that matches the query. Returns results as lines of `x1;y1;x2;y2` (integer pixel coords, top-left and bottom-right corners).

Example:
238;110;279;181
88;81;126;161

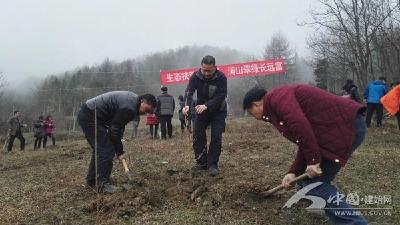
44;119;55;134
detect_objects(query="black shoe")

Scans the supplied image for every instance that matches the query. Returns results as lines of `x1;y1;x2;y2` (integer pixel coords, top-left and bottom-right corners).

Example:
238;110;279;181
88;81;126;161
99;183;120;194
86;182;96;190
208;167;219;177
191;164;207;176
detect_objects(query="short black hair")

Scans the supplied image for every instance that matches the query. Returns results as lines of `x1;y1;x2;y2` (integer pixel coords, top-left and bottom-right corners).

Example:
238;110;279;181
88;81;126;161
14;110;20;115
139;94;157;108
378;76;386;81
242;87;267;110
201;55;216;66
161;86;168;92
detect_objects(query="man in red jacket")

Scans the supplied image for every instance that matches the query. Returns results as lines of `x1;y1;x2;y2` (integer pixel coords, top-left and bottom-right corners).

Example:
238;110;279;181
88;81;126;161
243;84;368;225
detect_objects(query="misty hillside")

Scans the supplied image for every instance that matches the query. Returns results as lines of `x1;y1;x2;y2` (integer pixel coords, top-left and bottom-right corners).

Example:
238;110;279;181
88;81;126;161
0;44;311;133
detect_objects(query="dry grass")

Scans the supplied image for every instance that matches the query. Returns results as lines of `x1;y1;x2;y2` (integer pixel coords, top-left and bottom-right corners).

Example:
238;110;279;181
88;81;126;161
0;117;398;225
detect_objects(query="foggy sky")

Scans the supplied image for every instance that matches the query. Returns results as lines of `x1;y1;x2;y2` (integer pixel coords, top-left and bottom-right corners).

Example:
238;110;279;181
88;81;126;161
0;0;316;88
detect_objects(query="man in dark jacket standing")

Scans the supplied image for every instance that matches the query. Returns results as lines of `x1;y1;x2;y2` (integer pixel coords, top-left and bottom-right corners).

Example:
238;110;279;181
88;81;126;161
342;79;361;102
77;91;157;193
33;115;45;150
364;76;388;127
7;110;26;152
157;86;175;139
243;85;368;225
183;55;227;177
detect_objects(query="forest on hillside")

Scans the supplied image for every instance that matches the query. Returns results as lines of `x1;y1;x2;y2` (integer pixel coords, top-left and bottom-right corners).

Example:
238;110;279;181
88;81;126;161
0;38;310;133
2;0;400;134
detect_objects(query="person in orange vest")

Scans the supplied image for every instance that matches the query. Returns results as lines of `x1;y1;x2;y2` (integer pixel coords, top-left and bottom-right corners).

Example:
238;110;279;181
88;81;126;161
381;83;400;130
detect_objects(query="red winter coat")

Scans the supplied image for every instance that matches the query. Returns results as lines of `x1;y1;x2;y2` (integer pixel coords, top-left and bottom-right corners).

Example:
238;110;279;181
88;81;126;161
262;84;365;175
146;113;159;125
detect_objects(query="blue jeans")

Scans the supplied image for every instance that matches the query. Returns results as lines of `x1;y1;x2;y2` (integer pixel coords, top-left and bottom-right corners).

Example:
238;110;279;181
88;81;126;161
299;115;368;225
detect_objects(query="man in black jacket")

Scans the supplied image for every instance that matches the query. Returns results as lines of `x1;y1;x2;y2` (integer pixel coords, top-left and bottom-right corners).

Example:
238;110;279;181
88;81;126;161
7;110;26;152
157;86;175;139
77;91;157;193
183;56;227;176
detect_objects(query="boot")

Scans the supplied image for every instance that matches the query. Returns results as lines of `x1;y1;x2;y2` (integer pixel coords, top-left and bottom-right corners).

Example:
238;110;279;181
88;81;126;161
191;164;207;176
208;167;219;177
100;183;120;194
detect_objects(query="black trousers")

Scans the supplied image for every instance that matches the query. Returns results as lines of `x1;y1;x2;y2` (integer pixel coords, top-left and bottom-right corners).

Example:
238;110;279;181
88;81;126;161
159;115;173;139
7;131;25;151
366;103;383;127
180;119;186;130
193;111;226;168
149;124;159;138
34;135;42;149
43;133;55;148
187;115;192;130
396;112;400;130
77;105;115;186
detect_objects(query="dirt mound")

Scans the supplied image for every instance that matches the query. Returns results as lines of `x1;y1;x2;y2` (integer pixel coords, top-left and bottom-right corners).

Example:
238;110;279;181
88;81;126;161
83;186;163;220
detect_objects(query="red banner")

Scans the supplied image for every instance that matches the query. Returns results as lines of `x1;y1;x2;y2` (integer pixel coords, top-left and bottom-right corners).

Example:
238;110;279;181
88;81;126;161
160;59;286;85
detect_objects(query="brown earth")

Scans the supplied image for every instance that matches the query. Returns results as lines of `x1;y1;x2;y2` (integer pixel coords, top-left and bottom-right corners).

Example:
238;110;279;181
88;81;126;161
0;117;399;225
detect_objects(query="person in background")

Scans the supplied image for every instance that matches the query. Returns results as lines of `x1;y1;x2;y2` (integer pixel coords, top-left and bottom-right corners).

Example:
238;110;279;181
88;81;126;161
131;116;140;139
33;115;45;150
7;110;26;152
381;83;400;130
43;115;56;148
342;79;361;102
178;95;188;134
146;113;159;139
157;86;175;139
242;85;368;225
364;76;388;127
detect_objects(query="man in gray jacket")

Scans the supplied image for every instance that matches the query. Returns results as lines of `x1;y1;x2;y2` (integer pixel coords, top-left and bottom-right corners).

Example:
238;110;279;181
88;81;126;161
7;110;26;152
157;86;175;139
77;91;157;193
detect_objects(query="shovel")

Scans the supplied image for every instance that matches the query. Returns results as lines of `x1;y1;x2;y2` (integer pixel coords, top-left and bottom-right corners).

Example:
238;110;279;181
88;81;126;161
262;173;308;198
120;157;134;183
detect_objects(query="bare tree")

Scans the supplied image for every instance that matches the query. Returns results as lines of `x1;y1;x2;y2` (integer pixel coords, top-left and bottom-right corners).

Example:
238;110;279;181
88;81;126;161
251;32;298;88
306;0;397;89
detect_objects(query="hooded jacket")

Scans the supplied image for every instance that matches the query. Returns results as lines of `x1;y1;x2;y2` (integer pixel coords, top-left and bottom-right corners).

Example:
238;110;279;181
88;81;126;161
364;80;388;104
184;69;227;117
